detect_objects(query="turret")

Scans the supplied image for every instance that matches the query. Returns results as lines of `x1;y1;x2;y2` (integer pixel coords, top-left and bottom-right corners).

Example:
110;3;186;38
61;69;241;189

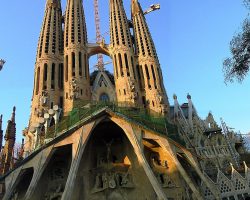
30;0;64;126
0;107;16;174
131;0;169;115
206;112;219;129
109;0;141;106
187;94;193;129
64;0;90;113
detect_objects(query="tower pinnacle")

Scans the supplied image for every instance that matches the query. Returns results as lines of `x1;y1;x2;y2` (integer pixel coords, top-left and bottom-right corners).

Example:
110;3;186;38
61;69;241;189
64;0;91;113
30;0;64;127
109;0;141;106
0;107;16;174
132;0;169;115
11;106;16;123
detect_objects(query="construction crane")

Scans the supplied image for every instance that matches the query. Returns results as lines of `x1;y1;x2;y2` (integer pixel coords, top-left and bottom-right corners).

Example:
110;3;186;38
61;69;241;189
92;1;160;71
144;4;160;15
0;59;6;71
93;0;106;71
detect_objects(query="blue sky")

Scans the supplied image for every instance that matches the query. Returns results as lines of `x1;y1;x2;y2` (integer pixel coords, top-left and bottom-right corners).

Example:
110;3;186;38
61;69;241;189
0;0;249;142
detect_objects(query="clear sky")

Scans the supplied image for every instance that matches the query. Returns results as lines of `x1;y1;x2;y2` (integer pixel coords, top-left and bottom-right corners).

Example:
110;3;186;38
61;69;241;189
0;0;249;143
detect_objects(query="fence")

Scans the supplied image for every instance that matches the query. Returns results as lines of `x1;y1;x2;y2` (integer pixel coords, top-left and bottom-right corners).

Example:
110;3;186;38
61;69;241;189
46;100;184;145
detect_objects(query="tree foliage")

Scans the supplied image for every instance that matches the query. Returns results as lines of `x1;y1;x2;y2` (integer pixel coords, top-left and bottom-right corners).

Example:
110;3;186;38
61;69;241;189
223;1;250;83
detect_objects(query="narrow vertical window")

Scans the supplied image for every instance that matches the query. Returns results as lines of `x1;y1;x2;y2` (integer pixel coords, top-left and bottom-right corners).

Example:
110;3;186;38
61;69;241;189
114;54;118;78
131;56;135;79
36;67;40;95
51;63;55;89
65;55;68;82
72;52;75;76
118;53;123;76
124;53;130;76
85;54;89;79
59;96;64;109
145;64;150;79
58;63;64;89
151;65;157;89
136;65;142;89
145;64;151;89
139;65;145;88
79;52;82;76
43;63;48;89
83;53;86;77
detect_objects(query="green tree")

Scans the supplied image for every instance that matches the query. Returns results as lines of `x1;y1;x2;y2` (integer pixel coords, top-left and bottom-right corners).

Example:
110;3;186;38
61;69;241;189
223;0;250;83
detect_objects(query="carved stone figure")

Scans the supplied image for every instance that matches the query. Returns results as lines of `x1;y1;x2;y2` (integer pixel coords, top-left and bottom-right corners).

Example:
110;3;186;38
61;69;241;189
103;139;114;163
39;90;49;106
156;93;164;104
44;184;64;200
69;78;80;100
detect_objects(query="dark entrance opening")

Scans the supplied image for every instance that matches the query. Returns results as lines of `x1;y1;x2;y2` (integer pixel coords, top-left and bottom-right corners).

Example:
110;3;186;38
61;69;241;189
10;167;34;200
31;144;72;200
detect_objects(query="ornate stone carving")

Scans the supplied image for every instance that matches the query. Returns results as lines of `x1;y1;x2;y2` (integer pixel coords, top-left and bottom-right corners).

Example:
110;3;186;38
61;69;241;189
44;184;64;200
128;78;137;101
69;78;80;100
39;90;49;106
157;173;176;188
91;138;135;194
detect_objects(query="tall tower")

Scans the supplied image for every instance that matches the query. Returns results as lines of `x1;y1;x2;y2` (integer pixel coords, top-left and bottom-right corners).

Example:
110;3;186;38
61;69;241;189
0;107;16;174
64;0;90;113
109;0;141;106
30;0;64;126
132;0;169;115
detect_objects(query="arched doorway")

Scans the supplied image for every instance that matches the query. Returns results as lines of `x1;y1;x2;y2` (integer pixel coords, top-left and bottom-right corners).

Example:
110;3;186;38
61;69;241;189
9;167;34;200
31;145;72;200
71;120;157;200
99;93;110;101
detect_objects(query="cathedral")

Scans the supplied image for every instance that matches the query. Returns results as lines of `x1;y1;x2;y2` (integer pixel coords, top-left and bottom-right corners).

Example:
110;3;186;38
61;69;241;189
0;0;250;199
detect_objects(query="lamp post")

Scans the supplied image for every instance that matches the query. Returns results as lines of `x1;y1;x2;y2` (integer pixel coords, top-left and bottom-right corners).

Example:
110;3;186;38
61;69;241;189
0;59;6;71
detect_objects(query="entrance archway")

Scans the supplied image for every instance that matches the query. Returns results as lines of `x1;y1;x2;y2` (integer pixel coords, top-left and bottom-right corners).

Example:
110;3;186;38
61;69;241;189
71;120;156;200
31;145;72;200
9;167;34;200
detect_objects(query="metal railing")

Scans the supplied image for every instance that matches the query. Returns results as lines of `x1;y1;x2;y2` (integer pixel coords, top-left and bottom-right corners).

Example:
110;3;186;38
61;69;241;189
46;100;184;145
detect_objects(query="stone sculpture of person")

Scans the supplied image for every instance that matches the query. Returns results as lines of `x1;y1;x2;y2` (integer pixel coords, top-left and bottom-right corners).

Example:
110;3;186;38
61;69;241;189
103;139;114;163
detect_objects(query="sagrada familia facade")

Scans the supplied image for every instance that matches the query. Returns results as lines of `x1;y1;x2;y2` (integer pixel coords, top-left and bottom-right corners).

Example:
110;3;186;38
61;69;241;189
0;0;250;199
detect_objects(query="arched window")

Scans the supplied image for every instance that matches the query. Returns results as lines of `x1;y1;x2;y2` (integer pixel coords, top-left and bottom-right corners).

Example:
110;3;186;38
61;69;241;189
118;53;123;76
79;52;82;76
36;67;40;95
65;55;68;82
51;63;55;89
72;52;75;76
99;93;110;102
124;53;130;76
43;63;48;89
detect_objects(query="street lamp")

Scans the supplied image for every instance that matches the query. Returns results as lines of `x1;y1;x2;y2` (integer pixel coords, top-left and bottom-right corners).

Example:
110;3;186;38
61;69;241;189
0;59;6;71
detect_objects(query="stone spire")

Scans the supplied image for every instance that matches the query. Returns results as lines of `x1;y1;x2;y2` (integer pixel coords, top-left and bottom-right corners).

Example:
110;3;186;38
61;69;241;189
0;107;16;174
0;115;3;150
30;0;64;127
131;0;169;115
64;0;91;113
109;0;141;106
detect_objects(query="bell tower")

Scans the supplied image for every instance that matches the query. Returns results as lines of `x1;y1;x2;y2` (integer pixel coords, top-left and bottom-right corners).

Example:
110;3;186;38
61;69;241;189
0;107;16;174
109;0;141;106
64;0;91;113
30;0;64;126
132;0;169;115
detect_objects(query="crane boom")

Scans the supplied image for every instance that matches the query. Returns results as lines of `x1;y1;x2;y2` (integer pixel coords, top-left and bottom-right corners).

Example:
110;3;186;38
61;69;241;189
0;59;6;71
94;0;104;71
